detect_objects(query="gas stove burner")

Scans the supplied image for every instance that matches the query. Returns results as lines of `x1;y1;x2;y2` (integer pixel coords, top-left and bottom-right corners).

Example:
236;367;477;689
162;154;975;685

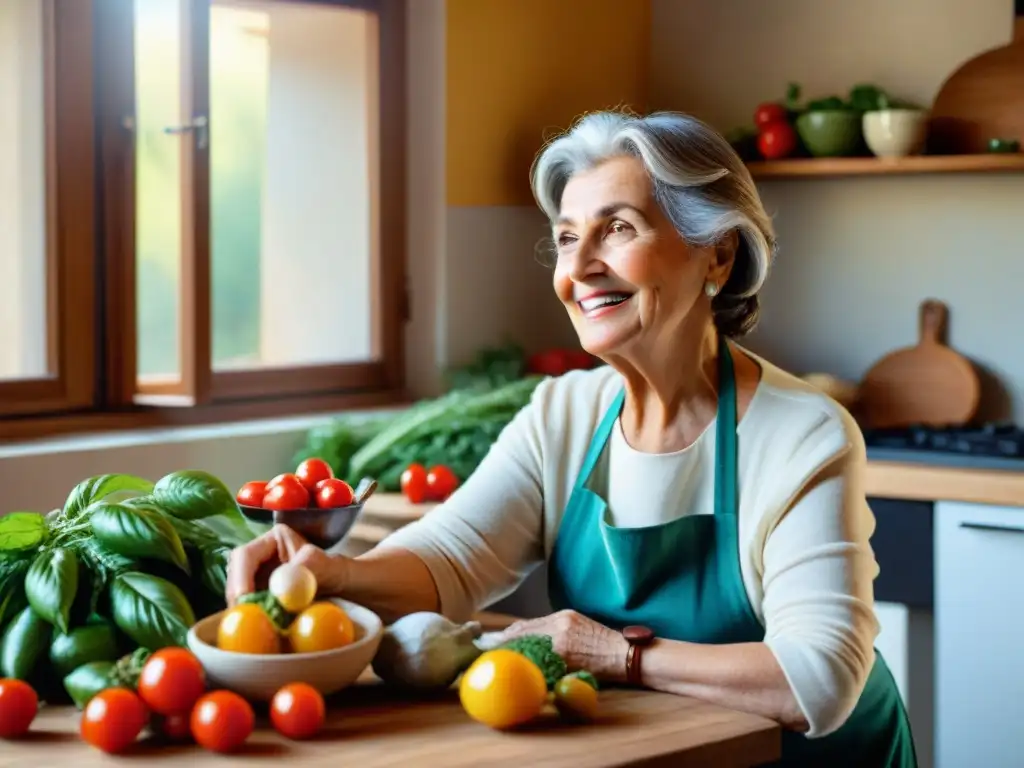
861;423;1024;459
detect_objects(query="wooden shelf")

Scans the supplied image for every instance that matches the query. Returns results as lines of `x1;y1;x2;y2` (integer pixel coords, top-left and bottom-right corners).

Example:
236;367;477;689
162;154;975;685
746;153;1024;180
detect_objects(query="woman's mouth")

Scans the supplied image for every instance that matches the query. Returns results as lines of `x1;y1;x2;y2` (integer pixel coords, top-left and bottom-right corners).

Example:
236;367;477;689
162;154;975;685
577;292;633;318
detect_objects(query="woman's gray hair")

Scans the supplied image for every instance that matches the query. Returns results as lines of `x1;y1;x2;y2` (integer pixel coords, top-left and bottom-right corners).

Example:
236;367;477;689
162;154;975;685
530;111;776;338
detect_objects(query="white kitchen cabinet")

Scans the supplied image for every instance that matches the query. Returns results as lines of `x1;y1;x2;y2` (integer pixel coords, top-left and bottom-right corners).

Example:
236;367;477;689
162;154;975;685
935;501;1024;768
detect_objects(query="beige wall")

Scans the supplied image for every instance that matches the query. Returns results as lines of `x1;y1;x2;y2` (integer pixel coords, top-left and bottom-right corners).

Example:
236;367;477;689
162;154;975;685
650;0;1024;421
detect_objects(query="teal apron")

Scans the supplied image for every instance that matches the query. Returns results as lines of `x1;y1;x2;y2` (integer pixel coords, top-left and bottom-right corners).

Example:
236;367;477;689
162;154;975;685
548;338;918;767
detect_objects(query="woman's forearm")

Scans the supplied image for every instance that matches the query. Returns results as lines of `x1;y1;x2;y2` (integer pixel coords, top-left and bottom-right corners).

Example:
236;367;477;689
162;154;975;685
641;640;809;732
332;547;440;623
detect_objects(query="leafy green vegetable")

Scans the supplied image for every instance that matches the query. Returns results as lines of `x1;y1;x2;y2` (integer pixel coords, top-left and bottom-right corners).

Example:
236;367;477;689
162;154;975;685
109;571;196;650
63;475;154;520
0;513;48;552
49;619;120;678
238;589;294;631
500;634;568;690
25;547;79;633
89;501;189;573
0;558;30;630
153;470;255;545
1;605;51;680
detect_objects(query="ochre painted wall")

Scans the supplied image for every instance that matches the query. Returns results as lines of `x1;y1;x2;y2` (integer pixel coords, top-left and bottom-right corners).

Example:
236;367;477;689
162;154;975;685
445;0;651;207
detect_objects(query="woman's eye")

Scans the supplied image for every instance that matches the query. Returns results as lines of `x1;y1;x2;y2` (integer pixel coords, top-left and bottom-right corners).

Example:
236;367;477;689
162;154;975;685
557;233;577;247
608;220;631;236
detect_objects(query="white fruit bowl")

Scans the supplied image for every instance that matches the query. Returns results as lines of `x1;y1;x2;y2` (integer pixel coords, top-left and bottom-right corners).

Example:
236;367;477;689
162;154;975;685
186;598;383;702
863;108;929;158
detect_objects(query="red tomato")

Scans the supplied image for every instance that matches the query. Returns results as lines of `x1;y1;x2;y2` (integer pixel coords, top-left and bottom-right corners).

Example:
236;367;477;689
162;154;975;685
315;478;354;508
80;688;149;754
426;465;459;501
154;712;192;742
564;349;597;370
295;458;334;492
401;463;429;504
270;682;326;740
267;472;300;490
190;690;254;753
753;102;788;129
137;648;206;716
236;480;267;507
263;475;310;510
0;679;38;739
757;122;798;160
526;350;570;377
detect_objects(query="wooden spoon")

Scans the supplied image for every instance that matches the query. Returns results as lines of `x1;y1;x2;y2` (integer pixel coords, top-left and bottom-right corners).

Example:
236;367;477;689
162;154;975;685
858;300;980;429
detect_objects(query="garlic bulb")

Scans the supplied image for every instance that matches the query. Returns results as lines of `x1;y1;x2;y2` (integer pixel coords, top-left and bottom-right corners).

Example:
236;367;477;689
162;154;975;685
371;612;484;689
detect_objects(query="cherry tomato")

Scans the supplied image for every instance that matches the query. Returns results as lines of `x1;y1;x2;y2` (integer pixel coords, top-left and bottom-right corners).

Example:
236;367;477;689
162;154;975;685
295;458;334;492
0;679;38;739
289;602;356;654
137;647;206;715
154;712;193;742
80;688;149;754
270;682;326;740
757;122;798;160
263;475;310;510
426;465;459;501
401;463;429;504
236;480;267;507
267;472;300;490
315;478;354;508
217;603;281;655
526;349;571;377
190;690;254;753
564;350;597;370
753;102;788;129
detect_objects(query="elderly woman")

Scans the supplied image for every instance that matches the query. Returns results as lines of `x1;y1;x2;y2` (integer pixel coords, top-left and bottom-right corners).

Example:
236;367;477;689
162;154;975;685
227;111;916;766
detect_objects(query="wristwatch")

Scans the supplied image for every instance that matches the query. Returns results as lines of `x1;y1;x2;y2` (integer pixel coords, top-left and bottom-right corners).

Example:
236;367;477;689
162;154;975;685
622;625;654;686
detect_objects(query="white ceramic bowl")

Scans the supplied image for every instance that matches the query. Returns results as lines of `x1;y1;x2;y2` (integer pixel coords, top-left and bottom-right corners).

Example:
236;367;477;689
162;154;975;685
186;598;383;701
862;109;929;158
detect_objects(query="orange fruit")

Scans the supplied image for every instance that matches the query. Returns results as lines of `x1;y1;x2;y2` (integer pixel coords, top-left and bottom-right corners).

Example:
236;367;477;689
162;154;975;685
217;604;281;654
459;649;548;729
288;602;355;654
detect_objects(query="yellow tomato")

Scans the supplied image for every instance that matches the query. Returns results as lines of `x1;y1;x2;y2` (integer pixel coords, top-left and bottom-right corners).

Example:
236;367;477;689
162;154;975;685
217;603;281;654
554;675;598;722
288;602;355;654
459;649;548;730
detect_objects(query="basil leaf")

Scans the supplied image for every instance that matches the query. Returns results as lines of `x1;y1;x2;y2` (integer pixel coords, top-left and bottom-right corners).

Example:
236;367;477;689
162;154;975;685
0;559;30;631
63;661;117;709
89;501;189;573
238;589;293;631
198;545;229;597
25;547;79;633
49;620;121;679
153;470;255;546
63;474;155;519
109;571;195;650
1;606;51;679
0;512;48;552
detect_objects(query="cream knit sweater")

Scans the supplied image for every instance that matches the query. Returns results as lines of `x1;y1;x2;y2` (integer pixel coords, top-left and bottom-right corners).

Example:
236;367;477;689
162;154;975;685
381;352;881;738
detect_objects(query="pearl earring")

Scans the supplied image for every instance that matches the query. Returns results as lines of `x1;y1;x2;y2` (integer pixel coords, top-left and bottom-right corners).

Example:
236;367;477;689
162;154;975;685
704;281;719;297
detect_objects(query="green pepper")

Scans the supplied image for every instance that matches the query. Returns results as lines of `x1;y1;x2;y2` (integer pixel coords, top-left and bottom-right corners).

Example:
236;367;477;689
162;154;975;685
49;619;120;679
63;661;117;709
0;606;51;680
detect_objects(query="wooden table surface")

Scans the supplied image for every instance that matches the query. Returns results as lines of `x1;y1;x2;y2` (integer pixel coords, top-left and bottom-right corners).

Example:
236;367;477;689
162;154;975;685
2;681;781;768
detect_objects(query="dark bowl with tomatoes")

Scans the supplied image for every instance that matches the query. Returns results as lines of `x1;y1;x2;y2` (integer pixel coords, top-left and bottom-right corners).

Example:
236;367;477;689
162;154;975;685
238;503;363;551
236;460;366;551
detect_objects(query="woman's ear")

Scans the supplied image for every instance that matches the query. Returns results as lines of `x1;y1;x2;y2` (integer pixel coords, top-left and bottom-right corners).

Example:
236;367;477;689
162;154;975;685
709;230;739;285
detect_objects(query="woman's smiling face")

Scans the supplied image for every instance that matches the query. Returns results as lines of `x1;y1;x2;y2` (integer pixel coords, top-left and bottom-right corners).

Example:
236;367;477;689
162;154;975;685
552;155;720;359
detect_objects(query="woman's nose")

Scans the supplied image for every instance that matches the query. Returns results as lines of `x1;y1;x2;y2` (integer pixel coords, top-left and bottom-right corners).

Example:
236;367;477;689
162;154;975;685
567;240;601;282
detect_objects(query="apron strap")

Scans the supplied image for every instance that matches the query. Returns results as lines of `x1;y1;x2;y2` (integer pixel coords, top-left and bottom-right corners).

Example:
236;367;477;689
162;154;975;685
572;387;625;493
714;335;739;516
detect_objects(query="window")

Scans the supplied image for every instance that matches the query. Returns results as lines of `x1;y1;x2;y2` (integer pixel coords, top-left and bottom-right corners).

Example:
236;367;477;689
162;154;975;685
0;0;407;441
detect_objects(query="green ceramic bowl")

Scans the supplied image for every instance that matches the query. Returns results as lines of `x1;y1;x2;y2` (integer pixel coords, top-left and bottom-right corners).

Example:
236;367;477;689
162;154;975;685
795;111;863;157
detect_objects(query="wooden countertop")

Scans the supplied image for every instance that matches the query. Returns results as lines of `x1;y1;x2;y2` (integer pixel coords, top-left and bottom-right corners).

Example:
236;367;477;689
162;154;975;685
6;678;780;767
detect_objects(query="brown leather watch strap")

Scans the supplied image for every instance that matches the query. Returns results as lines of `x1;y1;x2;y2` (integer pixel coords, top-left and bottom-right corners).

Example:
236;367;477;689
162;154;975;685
623;625;654;686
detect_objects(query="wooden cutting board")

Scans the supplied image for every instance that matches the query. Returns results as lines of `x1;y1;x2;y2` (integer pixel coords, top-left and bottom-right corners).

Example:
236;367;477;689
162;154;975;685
859;300;979;429
929;3;1024;154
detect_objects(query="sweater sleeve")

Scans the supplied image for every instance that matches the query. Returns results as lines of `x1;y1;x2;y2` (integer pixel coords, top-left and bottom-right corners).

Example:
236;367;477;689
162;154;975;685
373;383;548;622
759;423;881;738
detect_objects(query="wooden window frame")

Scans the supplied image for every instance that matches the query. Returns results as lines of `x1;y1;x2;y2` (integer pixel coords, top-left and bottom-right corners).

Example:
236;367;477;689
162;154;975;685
0;0;408;443
0;0;97;419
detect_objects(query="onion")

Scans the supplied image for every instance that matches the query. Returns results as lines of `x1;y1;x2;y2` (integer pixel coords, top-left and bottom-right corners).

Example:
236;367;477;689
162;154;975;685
371;612;484;690
268;563;318;614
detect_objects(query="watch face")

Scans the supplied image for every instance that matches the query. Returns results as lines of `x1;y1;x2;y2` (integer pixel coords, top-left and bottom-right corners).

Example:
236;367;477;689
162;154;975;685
623;625;654;644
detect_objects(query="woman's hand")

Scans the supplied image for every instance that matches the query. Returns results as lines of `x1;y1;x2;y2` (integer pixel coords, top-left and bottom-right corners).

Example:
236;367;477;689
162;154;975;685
484;609;630;682
225;524;347;606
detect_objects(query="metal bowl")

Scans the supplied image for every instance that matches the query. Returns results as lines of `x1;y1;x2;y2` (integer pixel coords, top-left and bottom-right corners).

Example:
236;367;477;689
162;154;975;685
239;502;364;551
